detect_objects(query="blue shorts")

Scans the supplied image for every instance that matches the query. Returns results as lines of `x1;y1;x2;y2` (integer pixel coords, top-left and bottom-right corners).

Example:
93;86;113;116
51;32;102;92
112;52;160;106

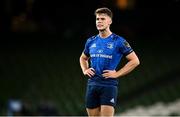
85;85;118;109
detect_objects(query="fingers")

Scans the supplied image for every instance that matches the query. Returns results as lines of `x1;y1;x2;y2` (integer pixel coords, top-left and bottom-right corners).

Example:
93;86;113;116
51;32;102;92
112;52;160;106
102;72;111;78
86;73;93;77
90;68;95;72
102;70;110;78
102;70;116;78
88;69;95;77
102;73;108;78
85;68;95;77
103;70;111;73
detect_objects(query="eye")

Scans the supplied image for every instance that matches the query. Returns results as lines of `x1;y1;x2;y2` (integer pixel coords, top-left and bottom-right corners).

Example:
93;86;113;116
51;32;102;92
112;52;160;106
101;18;105;20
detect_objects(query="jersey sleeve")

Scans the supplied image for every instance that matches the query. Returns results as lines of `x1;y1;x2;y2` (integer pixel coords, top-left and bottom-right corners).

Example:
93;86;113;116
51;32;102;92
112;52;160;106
118;37;133;56
83;38;91;57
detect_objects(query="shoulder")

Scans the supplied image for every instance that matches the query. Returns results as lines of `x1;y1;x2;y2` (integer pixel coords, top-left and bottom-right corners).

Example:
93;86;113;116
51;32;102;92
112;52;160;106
86;35;98;43
112;33;126;42
112;33;132;48
87;35;97;41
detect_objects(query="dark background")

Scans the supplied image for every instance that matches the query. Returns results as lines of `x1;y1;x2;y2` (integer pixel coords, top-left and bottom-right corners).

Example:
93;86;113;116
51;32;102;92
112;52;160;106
0;0;180;115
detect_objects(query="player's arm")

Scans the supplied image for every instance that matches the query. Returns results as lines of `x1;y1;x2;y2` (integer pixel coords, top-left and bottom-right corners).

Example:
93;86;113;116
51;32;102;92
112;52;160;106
115;51;140;78
79;52;95;77
103;51;140;78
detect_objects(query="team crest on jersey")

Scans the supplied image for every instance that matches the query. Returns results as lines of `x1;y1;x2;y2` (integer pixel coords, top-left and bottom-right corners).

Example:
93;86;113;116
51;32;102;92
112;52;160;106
90;43;96;48
107;42;113;49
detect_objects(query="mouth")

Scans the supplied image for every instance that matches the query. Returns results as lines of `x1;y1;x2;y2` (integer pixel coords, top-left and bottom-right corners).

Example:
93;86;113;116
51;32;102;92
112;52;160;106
97;24;103;28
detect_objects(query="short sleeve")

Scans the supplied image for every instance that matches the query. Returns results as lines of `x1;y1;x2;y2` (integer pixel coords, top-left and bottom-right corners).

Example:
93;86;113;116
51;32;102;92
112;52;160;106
83;39;91;57
118;37;133;56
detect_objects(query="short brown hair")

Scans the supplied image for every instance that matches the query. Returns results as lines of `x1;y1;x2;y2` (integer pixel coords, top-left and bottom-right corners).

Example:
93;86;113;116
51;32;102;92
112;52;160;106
95;7;113;19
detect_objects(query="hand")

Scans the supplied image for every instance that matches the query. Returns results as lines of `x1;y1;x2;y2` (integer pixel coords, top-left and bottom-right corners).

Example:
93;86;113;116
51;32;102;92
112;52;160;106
102;70;118;79
83;68;95;78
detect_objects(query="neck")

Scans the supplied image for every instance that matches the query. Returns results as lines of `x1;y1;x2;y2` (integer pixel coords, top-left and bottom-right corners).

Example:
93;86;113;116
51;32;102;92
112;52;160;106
99;28;112;38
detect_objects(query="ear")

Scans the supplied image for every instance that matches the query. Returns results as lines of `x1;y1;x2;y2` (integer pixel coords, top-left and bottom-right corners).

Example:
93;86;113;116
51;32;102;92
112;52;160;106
109;19;112;25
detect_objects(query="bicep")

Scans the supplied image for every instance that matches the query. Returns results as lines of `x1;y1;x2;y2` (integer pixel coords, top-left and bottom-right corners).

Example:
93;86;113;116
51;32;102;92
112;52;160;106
125;51;139;61
80;52;90;61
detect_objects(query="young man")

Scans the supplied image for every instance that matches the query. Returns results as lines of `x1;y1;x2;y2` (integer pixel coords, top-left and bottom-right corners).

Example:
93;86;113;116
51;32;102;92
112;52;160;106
79;7;140;116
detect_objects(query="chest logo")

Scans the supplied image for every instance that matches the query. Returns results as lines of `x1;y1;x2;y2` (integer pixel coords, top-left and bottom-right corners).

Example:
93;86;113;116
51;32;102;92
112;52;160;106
90;43;96;48
107;42;113;49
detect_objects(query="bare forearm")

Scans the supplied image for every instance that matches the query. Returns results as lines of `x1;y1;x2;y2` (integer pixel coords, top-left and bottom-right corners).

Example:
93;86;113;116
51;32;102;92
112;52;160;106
116;59;139;78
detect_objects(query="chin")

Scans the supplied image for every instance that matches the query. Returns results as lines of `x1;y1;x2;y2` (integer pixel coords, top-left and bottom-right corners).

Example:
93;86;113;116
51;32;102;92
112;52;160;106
98;28;106;31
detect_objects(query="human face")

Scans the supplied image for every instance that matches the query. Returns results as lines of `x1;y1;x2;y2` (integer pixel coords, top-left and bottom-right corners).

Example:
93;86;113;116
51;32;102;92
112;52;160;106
96;13;112;31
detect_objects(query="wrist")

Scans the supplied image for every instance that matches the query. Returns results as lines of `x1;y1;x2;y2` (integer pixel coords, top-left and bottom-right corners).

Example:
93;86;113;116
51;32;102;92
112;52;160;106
82;68;88;74
115;72;121;78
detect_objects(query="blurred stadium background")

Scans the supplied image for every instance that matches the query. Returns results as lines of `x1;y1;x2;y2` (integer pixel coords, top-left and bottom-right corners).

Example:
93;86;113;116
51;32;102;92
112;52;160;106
0;0;180;116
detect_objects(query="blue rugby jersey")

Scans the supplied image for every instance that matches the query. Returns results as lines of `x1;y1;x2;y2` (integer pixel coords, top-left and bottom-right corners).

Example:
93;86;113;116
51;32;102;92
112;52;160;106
83;33;133;86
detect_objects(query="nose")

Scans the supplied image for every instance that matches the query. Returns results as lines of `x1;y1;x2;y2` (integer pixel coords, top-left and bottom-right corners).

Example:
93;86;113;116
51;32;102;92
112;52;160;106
97;20;102;24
